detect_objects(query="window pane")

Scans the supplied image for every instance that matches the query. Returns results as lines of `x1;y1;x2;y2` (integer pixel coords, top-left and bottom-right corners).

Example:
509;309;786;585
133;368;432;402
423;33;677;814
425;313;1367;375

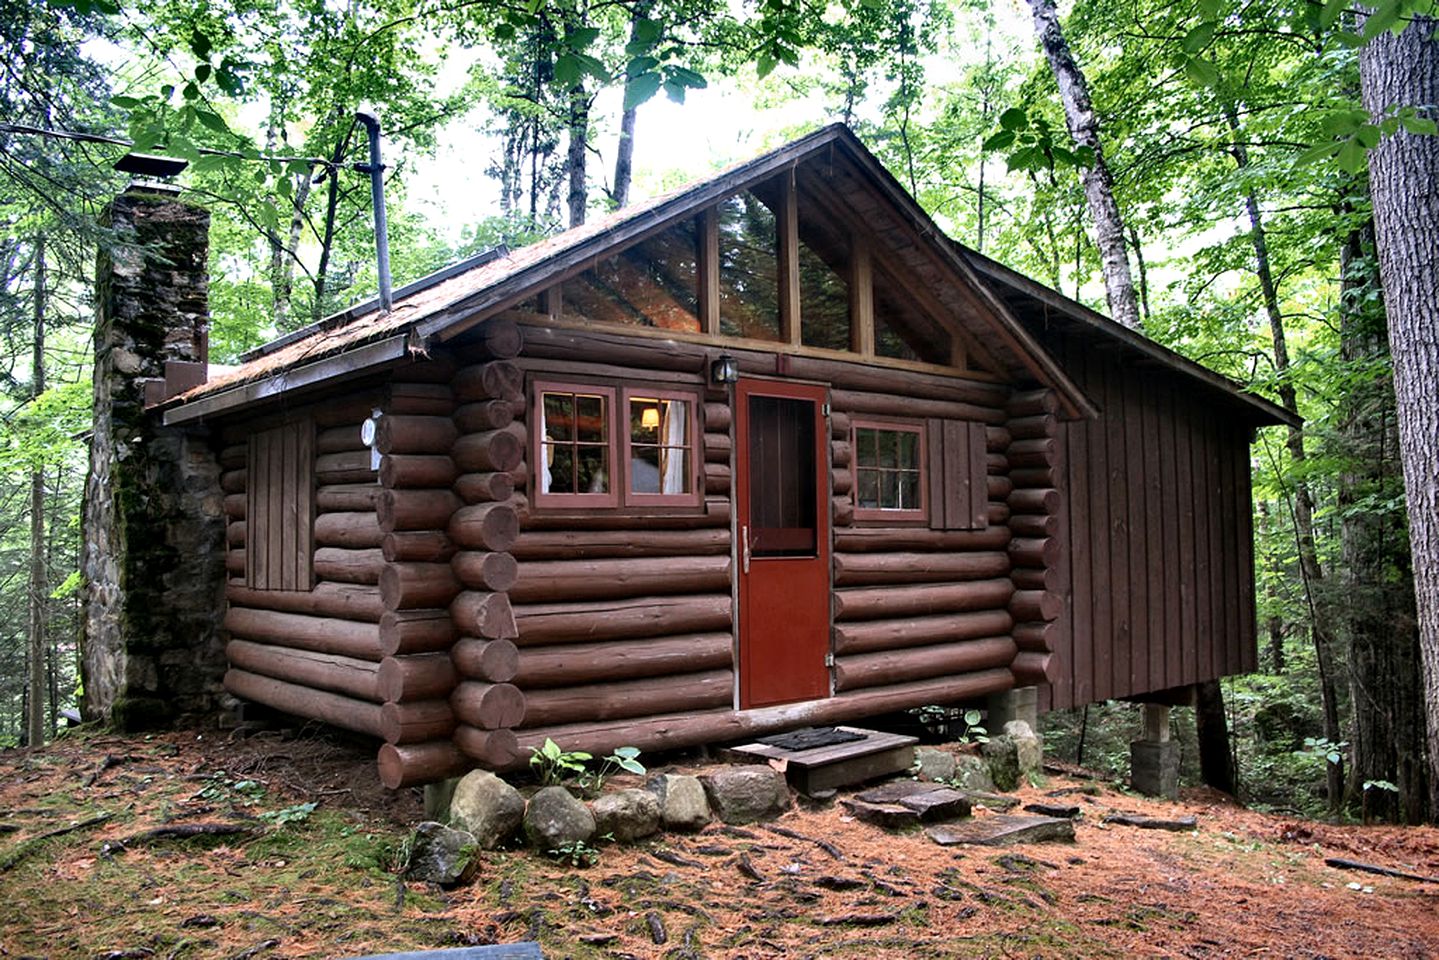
874;269;951;365
799;241;849;351
543;393;574;441
662;399;690;445
748;394;817;556
878;430;897;468
630;398;660;444
879;470;899;509
577;444;609;493
717;192;781;342
630;445;661;494
898;470;921;510
660;448;690;495
575;394;606;443
856;469;879;509
898;431;919;469
545;444;575;493
855;428;876;464
560;220;701;332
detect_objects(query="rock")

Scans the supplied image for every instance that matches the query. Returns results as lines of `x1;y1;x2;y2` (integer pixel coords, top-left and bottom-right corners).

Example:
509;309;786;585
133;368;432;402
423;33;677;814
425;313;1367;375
957;790;1020;812
1024;802;1081;819
590;788;661;842
981;736;1021;791
951;754;996;793
646;773;711;832
405;821;479;885
701;765;791;824
1002;720;1043;780
914;747;956;782
854;781;971;823
856;780;934;803
449;770;525;850
523;786;596;850
841;798;919;829
926;815;1075;847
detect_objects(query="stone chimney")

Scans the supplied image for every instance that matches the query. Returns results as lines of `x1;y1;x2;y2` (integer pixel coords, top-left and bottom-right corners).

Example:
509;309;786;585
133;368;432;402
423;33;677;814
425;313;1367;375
81;186;228;730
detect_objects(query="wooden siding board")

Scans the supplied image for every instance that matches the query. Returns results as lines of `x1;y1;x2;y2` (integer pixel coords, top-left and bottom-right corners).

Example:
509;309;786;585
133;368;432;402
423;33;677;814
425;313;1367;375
1066;340;1092;707
297;420;315;590
1050;378;1073;709
1106;357;1129;700
1160;378;1182;690
1238;440;1258;674
1177;393;1198;686
945;421;965;529
967;421;987;529
1090;354;1114;702
281;420;298;590
1224;424;1244;677
926;420;944;530
1143;372;1165;693
1203;409;1222;681
1125;368;1147;696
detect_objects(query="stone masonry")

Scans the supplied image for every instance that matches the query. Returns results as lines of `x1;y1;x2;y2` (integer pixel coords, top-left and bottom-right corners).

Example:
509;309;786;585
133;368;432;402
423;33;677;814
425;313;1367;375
82;188;227;730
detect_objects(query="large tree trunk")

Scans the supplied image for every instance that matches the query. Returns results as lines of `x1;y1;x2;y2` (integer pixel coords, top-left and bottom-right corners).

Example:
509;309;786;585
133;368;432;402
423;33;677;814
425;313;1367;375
1195;680;1237;795
1023;0;1141;329
567;84;589;227
1224;104;1345;812
26;233;46;749
1337;215;1426;823
1360;13;1439;823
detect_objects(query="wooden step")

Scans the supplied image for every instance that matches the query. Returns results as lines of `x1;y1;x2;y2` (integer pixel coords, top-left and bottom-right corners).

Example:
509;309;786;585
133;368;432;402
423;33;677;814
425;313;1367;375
729;726;918;795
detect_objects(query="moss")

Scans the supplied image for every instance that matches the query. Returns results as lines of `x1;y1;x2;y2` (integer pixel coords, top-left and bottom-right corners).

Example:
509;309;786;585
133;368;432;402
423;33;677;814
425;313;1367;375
110;696;171;732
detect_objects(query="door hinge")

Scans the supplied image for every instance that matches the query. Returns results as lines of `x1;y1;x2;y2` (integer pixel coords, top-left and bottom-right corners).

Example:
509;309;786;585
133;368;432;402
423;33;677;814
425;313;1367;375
824;652;835;667
821;402;831;417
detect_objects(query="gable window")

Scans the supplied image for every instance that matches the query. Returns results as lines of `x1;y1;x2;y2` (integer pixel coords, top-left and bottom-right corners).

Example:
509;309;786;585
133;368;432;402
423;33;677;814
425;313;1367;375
532;379;700;510
535;382;618;508
852;420;926;522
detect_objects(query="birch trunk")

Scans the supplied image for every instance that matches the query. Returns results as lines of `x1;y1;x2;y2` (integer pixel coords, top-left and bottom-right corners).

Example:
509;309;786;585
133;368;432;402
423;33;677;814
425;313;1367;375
26;234;46;748
1360;12;1439;822
1023;0;1140;329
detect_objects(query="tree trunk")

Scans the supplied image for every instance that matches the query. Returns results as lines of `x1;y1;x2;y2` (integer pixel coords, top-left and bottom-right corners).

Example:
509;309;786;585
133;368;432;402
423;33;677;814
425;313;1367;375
1225;103;1345;812
1023;0;1141;329
567;84;589;227
1195;680;1237;795
1359;12;1439;822
1337;214;1426;823
26;233;46;749
612;1;653;209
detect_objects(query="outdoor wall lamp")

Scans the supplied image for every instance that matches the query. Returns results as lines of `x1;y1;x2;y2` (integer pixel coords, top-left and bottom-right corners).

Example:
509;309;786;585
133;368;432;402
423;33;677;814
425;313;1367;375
710;354;740;385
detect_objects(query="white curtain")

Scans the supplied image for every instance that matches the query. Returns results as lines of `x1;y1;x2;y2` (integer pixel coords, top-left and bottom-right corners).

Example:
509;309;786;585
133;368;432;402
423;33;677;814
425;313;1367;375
660;399;686;494
538;400;553;493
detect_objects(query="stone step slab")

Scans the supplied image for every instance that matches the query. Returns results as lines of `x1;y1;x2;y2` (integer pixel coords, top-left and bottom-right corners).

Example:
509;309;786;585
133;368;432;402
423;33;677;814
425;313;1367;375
926;814;1075;847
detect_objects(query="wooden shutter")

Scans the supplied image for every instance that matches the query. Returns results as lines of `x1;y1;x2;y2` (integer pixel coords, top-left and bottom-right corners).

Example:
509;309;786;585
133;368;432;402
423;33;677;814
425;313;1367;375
246;418;315;590
926;419;987;531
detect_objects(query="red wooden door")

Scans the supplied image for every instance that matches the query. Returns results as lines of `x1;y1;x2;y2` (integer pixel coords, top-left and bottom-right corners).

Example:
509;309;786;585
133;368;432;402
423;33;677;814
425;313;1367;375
735;378;832;709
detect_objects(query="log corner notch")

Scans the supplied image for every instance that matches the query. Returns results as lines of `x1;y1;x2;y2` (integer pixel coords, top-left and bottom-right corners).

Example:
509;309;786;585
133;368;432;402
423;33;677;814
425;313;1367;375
373;347;528;790
1005;388;1063;689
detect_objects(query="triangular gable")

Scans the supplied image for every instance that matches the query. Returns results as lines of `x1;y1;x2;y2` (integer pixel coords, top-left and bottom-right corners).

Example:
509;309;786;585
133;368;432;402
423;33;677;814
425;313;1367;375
168;125;1096;422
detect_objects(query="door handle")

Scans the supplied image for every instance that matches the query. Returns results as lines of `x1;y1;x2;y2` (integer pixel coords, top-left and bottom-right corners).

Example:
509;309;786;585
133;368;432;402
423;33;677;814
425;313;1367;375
742;524;751;574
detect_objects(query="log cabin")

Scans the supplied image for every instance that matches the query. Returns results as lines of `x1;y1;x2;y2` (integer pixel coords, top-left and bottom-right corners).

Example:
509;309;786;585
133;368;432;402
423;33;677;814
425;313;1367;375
154;124;1295;788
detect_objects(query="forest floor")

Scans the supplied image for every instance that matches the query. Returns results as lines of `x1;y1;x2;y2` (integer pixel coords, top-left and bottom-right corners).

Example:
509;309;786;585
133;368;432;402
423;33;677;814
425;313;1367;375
0;728;1436;959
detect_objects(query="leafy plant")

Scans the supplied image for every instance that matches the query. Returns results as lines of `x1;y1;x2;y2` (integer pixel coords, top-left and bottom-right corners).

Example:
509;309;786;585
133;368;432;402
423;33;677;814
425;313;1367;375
530;738;593;787
959;709;990;745
546;839;600;868
260;802;317;826
583;746;646;794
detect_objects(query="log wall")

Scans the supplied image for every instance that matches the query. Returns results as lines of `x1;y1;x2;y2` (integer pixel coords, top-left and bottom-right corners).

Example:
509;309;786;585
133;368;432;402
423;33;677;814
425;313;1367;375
1037;330;1258;711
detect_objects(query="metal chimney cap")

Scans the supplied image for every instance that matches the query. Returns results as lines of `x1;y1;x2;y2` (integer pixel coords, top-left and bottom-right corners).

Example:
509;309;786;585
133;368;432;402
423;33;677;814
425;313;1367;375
114;153;190;178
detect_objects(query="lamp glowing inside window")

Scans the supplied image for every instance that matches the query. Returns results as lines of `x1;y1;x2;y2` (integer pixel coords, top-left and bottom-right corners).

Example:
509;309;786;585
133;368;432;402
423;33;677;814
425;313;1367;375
629;397;691;495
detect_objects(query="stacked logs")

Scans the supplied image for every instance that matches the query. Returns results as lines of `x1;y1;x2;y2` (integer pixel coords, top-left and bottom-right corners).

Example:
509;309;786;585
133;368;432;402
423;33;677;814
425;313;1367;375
221;397;390;742
1005;388;1063;686
505;373;736;745
828;383;1018;697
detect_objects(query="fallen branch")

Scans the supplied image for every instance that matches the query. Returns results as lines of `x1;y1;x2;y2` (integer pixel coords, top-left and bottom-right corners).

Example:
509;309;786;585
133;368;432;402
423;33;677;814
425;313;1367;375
1324;857;1439;884
0;812;114;872
818;912;897;927
736;851;764;882
105;822;259;853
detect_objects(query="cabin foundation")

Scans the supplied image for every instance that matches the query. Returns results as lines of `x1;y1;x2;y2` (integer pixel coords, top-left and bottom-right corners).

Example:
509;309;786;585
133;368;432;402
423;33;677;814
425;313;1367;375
986;685;1039;732
1131;704;1179;799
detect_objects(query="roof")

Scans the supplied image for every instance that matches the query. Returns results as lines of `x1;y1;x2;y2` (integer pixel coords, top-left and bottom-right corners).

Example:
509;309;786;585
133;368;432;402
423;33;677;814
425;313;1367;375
163;123;1292;429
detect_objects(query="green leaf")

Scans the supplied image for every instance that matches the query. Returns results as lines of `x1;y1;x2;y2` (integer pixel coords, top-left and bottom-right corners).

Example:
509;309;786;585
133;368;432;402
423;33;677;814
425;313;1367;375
1197;0;1222;17
1401;114;1439;135
195;63;211;83
161;83;174;99
626;55;659;78
999;106;1027;131
182;82;199;100
574;53;608;82
1361;2;1399;37
982;129;1016;151
634;17;662;44
1334;29;1368;48
1337;137;1367;172
1184;55;1220;87
1182;20;1217;54
191;28;212;62
110;95;143;109
1319;0;1349;29
553;54;580;85
623;71;662;110
1007;145;1041;171
1355;123;1381;148
567;26;600;49
662;78;686;103
757;52;777;79
669;66;706;89
191;154;231;173
196;109;227;133
495;22;515;41
1320;110;1363;137
1073;144;1097;167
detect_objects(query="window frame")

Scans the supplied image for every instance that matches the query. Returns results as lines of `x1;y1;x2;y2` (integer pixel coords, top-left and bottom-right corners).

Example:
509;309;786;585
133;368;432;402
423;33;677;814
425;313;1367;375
529;377;704;513
620;386;704;508
531;380;620;510
850;417;928;524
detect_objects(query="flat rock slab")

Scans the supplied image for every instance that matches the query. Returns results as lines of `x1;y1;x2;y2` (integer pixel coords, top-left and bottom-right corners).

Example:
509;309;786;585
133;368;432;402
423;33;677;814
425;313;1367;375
842;798;919;829
958;791;1020;812
1103;813;1197;831
855;781;935;803
1024;802;1081;819
850;783;971;823
897;788;971;821
926;815;1075;847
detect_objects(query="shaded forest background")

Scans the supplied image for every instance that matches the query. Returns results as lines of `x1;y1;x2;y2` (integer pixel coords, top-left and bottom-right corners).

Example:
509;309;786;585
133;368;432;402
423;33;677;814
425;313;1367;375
1;0;1434;822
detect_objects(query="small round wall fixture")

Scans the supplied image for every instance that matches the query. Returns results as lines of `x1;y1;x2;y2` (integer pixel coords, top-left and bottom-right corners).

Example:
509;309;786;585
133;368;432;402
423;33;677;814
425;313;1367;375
710;354;740;385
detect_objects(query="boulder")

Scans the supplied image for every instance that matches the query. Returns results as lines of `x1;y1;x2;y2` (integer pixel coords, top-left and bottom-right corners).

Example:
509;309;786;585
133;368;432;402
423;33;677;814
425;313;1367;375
982;735;1021;791
590;788;661;842
646;773;711;831
1003;720;1044;780
700;765;791;824
951;754;996;793
404;821;479;885
449;770;525;850
523;785;596;850
914;747;957;782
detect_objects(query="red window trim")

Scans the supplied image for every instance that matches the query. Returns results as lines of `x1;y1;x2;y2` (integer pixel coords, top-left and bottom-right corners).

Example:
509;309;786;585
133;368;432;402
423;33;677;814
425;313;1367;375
529;378;704;513
620;386;703;508
531;381;620;509
851;417;927;523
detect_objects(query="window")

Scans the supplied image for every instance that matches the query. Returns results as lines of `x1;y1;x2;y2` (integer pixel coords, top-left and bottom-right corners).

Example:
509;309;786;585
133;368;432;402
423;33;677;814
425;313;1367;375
852;420;926;522
246;417;315;590
532;380;700;510
534;383;618;508
560;220;701;332
716;191;782;342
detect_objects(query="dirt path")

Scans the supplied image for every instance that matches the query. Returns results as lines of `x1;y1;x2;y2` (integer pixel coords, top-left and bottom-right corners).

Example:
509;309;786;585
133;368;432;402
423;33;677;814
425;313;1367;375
0;730;1435;958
